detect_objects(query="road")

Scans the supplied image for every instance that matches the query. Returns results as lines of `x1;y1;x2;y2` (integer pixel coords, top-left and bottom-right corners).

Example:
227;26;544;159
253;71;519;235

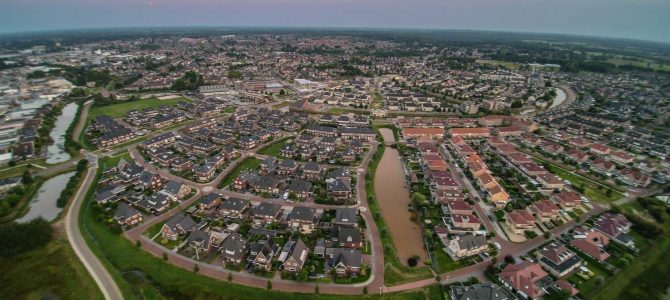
64;156;123;300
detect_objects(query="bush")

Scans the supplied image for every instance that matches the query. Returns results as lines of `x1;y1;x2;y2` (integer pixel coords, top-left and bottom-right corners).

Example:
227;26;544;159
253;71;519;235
407;257;418;267
0;218;53;258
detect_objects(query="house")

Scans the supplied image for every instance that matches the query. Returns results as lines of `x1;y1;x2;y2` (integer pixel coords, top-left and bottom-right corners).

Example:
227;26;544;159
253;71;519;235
498;262;550;299
187;230;219;258
325;248;362;276
280;239;309;272
161;213;196;240
444;214;482;233
252;202;282;225
449;127;491;139
286;179;313;199
618;168;651;187
333;226;363;248
137;193;171;214
138;171;166;191
233;170;260;190
302;162;324;180
326;178;352;200
160;180;191;200
250;176;281;195
198;193;221;211
570;230;611;262
553;191;581;210
219;198;250;219
594;213;634;247
450;283;513;300
277;159;300;175
486;184;510;208
287;206;317;233
532;200;560;220
114;202;143;226
446;234;488;259
537;244;582;277
506;210;536;234
402;127;444;139
535;173;564;190
444;200;474;215
249;239;278;271
333;207;358;228
220;233;248;266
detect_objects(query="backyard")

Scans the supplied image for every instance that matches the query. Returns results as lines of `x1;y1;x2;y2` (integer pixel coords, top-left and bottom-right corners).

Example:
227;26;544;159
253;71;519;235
535;159;624;203
217;157;261;188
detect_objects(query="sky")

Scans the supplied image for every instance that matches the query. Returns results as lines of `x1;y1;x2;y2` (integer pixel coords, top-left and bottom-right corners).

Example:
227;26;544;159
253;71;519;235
1;0;669;43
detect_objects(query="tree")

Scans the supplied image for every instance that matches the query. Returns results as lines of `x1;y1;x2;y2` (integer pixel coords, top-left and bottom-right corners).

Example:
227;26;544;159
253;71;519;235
227;273;233;281
193;264;200;273
163;252;168;261
363;286;368;294
22;170;33;185
135;240;141;247
266;280;272;290
511;100;523;109
544;231;551;239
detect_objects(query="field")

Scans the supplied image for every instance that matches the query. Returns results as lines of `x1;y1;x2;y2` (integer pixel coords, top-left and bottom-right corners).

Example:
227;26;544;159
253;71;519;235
0;239;103;300
476;59;519;70
79;158;443;299
217;157;261;188
535;159;624;203
257;137;290;157
87;96;189;120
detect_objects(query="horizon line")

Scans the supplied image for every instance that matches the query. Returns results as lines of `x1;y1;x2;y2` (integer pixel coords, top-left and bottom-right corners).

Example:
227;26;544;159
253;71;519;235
0;25;668;46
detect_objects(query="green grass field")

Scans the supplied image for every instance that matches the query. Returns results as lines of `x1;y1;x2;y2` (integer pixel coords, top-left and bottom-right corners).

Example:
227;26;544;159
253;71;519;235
217;157;261;188
257;138;290;157
0;239;103;299
476;59;519;70
536;160;624;203
88;97;189;120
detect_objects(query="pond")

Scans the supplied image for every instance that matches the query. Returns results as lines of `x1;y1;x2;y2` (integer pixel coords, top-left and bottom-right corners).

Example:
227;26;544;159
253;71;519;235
16;171;75;223
374;128;428;265
46;102;79;164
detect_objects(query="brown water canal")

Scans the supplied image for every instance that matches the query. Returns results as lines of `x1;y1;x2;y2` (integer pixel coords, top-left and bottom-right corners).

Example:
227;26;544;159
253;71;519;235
375;128;428;264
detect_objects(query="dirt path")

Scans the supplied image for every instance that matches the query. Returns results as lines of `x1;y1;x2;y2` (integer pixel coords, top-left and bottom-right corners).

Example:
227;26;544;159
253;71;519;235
72;100;91;142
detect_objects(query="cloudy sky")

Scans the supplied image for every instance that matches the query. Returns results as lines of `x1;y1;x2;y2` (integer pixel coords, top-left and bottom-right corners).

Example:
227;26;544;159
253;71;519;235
1;0;669;43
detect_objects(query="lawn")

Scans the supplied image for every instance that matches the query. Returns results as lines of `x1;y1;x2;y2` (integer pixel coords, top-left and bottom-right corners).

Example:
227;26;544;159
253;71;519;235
433;248;474;273
327;107;360;115
217;157;261;188
538;161;624;203
88;97;189;120
475;59;519;70
257;137;290;157
0;239;103;299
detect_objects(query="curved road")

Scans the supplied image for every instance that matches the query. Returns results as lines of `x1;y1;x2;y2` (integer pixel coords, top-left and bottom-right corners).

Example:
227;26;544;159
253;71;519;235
65;157;123;300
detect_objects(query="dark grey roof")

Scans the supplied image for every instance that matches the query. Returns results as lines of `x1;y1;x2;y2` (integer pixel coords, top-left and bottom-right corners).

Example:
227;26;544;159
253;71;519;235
163;180;184;195
334;208;358;225
287;179;312;193
252;202;281;218
114;202;141;220
288;206;316;222
220;233;247;261
164;212;196;233
450;283;514;300
220;197;249;212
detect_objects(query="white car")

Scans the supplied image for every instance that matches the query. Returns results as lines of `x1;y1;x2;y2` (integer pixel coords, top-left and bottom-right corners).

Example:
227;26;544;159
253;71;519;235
494;242;502;250
563;180;571;185
581;196;589;203
283;192;289;200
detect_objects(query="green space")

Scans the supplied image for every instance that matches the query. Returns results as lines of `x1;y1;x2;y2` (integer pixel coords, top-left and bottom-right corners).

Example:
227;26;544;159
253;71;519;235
433;249;476;273
327;107;362;115
88;96;189;120
217;157;261;188
0;239;103;299
79;157;444;299
257;137;291;157
536;159;624;203
475;59;519;70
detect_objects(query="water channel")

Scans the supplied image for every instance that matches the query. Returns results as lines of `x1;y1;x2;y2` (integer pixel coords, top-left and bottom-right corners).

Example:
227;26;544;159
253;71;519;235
374;128;428;264
16;171;76;223
45;102;79;164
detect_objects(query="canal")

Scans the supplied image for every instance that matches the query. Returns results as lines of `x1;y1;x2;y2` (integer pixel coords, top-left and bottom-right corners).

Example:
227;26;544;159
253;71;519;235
16;171;76;223
45;102;79;164
374;128;428;265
